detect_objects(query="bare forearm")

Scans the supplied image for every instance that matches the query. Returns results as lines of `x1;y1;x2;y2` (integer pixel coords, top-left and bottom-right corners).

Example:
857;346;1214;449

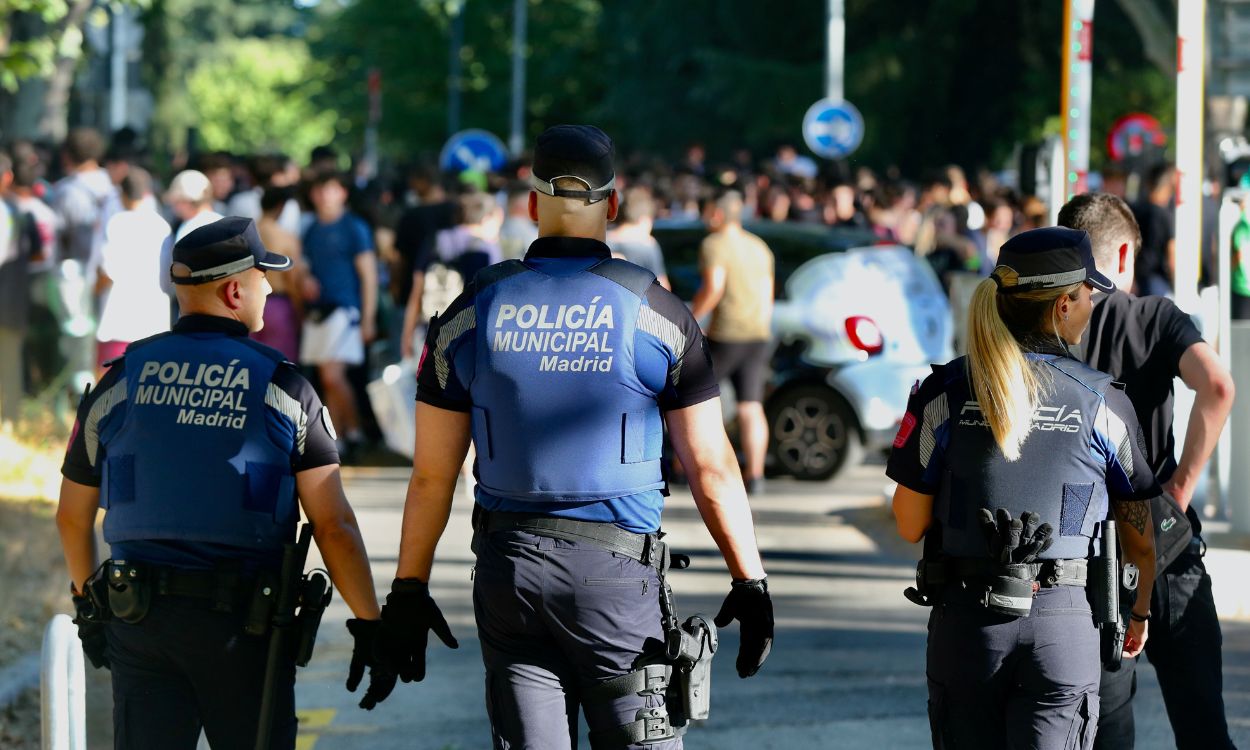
688;457;766;580
1171;391;1233;508
359;259;378;322
314;521;381;619
395;474;458;582
57;519;98;594
1114;498;1156;615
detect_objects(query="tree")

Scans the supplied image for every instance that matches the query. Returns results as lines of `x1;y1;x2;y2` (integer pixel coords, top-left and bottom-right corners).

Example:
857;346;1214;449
183;37;338;158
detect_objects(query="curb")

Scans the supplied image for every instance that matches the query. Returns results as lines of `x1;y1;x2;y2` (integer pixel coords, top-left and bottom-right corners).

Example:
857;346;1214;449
0;652;41;710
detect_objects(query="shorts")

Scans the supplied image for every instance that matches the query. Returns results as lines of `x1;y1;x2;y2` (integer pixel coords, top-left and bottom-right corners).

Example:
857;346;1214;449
300;306;364;366
707;338;771;403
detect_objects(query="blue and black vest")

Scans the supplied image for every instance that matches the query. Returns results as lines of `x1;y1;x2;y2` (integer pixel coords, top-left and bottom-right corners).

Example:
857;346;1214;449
98;332;298;550
460;258;666;502
933;354;1120;561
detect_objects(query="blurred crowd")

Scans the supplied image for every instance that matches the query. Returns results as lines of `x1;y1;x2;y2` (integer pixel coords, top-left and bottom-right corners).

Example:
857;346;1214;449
0;126;1241;453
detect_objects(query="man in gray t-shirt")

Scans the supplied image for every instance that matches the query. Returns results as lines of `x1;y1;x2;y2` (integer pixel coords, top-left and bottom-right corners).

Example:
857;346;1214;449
607;186;670;289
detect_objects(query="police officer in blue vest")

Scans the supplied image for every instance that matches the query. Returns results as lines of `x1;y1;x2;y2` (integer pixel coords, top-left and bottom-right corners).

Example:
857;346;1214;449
57;217;394;749
378;125;773;748
889;227;1161;750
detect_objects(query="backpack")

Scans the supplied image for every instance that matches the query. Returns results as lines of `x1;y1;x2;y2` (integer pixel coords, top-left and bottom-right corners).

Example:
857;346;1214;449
421;237;493;320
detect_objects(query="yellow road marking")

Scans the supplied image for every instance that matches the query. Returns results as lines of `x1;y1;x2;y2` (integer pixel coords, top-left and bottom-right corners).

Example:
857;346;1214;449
296;707;337;749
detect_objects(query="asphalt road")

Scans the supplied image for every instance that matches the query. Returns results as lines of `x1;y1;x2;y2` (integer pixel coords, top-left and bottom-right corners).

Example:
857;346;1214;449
280;463;1250;750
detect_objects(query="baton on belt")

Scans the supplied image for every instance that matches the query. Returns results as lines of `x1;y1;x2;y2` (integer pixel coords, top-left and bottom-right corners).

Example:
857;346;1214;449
254;523;313;750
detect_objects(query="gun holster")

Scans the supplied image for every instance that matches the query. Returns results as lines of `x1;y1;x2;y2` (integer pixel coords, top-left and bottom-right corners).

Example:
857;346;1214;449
294;571;332;667
669;615;718;724
106;560;152;624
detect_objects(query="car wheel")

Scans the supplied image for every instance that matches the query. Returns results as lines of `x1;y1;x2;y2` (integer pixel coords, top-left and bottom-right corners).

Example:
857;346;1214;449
766;385;863;482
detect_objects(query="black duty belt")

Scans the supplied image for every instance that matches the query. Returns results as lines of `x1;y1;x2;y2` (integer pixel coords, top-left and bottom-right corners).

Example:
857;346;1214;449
924;557;1089;588
478;510;664;570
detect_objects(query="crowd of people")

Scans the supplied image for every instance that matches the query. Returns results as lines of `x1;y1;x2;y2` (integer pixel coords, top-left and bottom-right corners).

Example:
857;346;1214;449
1;125;1243;451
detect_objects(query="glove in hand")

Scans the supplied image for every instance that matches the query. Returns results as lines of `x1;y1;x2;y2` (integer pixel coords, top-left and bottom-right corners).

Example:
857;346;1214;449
345;619;397;710
71;592;109;670
979;508;1022;564
379;579;459;683
713;578;774;678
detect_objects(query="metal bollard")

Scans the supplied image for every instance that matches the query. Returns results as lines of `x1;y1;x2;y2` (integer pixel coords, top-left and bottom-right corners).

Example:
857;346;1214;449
41;614;86;750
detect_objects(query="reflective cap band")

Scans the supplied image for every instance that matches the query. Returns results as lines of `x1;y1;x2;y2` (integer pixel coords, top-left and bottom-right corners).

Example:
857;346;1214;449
530;173;616;203
994;268;1087;293
170;256;256;285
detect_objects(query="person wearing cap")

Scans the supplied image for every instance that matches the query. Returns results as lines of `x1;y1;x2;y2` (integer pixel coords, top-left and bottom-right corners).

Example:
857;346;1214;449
157;169;223;301
889;226;1160;749
56;216;395;749
1059;193;1237;750
379;125;773;748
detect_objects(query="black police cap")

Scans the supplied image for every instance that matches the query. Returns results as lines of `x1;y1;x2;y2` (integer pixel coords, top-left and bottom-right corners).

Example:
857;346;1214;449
992;226;1115;295
530;124;615;203
171;216;292;285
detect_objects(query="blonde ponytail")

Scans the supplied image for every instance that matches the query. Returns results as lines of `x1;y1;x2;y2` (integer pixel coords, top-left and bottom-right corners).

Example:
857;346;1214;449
966;278;1042;461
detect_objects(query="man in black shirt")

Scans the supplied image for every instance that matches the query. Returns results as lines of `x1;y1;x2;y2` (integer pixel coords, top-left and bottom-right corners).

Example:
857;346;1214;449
1060;193;1237;750
1130;163;1176;298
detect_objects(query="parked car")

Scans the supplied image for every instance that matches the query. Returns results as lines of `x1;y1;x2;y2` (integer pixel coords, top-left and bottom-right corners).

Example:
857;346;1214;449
653;220;954;481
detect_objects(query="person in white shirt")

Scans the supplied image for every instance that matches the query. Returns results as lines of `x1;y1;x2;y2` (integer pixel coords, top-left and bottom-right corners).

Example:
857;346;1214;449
158;170;222;299
95;167;173;371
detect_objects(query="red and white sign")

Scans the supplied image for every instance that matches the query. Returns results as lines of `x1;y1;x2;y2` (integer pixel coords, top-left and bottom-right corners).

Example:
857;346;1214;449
1107;113;1167;162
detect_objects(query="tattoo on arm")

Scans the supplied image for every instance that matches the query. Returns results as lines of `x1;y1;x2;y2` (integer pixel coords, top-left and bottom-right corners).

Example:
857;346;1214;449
1116;499;1150;536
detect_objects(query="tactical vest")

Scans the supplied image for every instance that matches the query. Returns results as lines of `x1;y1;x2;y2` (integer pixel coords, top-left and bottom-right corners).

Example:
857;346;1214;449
935;354;1114;561
99;332;298;550
466;258;666;502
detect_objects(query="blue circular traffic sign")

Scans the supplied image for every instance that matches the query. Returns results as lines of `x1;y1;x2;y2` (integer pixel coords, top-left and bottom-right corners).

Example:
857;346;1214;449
802;98;864;159
439;129;509;173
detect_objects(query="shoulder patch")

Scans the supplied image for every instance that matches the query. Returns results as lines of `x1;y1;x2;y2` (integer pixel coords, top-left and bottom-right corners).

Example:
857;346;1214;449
320;406;338;442
893;412;918;448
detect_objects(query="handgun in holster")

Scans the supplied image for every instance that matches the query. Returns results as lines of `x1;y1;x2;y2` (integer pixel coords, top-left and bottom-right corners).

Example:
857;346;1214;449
904;526;944;607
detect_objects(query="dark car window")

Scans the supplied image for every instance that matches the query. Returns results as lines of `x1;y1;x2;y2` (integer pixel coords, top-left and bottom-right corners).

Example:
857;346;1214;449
654;221;879;301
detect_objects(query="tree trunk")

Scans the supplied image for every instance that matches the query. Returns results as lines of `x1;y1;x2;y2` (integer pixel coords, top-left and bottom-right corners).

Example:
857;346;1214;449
37;0;95;141
1112;0;1176;77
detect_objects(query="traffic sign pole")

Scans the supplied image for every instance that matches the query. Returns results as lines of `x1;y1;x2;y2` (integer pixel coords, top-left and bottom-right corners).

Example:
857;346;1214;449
826;0;845;103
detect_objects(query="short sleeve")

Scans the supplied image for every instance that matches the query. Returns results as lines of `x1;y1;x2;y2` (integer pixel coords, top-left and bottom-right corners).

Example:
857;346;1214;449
638;283;720;411
61;365;127;487
269;364;340;472
415;286;476;412
698;236;721;271
352;215;374;255
1157;299;1204;378
1095;386;1162;502
885;372;949;494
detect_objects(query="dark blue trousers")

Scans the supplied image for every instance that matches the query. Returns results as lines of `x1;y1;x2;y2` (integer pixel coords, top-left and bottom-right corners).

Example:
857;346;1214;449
927;584;1101;750
1093;552;1234;750
472;529;681;750
106;596;297;750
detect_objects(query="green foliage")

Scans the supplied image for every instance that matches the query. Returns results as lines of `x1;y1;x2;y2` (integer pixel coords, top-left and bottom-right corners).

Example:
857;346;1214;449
183;37;338;157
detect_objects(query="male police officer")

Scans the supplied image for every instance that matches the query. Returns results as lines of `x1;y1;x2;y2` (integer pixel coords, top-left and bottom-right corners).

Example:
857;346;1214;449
1059;194;1237;749
380;125;774;749
57;217;394;749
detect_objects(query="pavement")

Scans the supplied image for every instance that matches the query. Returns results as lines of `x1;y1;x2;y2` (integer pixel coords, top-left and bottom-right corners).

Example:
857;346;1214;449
267;463;1250;750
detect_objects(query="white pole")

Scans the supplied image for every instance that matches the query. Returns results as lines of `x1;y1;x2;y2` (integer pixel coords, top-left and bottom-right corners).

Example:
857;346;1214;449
1047;136;1066;225
826;0;844;102
1062;0;1096;200
1215;192;1239;520
41;614;86;750
1175;0;1206;314
508;0;527;156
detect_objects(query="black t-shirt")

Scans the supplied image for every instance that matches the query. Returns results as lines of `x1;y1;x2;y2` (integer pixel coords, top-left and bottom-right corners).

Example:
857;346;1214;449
1130;201;1173;283
1078;293;1203;489
394;201;457;303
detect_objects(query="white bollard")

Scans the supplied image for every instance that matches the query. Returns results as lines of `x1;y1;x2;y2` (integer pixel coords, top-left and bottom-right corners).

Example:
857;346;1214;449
41;614;86;750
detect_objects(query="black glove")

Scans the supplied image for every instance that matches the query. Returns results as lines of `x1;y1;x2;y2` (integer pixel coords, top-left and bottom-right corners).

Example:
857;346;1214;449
378;579;459;683
713;578;773;678
979;508;1023;564
345;619;397;710
71;591;109;670
1013;511;1054;564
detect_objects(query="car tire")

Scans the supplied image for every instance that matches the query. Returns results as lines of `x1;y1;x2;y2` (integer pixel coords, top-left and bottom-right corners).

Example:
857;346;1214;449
766;385;863;482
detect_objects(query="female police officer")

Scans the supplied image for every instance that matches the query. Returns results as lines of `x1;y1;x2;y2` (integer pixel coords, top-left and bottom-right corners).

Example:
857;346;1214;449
888;227;1159;750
